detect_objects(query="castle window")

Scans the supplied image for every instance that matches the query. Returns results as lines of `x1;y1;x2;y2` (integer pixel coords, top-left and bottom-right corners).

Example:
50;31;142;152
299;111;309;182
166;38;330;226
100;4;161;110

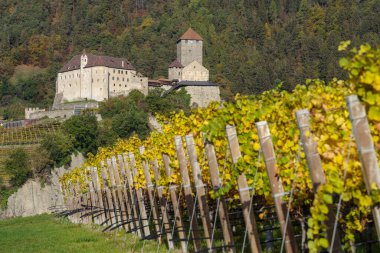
113;70;115;73
122;78;124;81
114;84;115;86
112;77;114;80
125;85;127;87
119;84;121;87
178;72;180;75
118;70;120;74
117;77;119;81
140;79;142;82
127;78;129;82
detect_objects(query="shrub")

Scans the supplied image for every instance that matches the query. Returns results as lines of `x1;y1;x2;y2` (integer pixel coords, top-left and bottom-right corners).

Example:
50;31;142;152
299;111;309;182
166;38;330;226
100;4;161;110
41;132;74;167
63;114;98;155
5;148;32;187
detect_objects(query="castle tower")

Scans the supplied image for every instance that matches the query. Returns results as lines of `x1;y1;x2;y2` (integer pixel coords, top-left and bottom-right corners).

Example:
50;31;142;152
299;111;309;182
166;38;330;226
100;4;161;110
177;28;203;66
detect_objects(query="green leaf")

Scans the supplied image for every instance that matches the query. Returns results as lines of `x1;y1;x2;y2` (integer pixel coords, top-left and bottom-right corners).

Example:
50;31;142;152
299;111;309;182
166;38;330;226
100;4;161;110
318;238;329;248
323;194;333;204
368;106;380;121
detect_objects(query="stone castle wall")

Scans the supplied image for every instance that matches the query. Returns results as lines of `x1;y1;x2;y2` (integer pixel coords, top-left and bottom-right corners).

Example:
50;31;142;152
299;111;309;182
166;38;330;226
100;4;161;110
177;40;203;66
185;85;220;108
25;108;46;120
28;109;74;120
182;61;209;81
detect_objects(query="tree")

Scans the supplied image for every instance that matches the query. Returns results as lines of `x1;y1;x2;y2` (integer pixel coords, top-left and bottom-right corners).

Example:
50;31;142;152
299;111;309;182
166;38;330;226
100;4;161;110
111;107;150;139
146;88;191;116
41;132;74;167
63;114;99;155
5;148;32;187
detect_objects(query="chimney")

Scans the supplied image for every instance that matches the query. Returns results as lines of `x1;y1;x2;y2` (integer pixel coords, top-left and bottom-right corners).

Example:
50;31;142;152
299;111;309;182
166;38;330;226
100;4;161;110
122;61;124;67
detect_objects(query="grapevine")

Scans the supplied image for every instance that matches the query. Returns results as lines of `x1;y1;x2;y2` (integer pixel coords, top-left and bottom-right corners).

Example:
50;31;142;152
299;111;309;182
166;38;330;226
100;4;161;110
60;43;380;252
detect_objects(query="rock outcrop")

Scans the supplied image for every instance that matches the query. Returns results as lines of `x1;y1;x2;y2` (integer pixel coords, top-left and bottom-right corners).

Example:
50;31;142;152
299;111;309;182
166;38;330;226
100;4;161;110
0;154;84;219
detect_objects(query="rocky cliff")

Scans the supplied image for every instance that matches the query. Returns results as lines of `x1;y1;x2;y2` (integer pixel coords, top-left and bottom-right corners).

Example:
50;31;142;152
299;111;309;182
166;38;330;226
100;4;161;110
0;154;84;219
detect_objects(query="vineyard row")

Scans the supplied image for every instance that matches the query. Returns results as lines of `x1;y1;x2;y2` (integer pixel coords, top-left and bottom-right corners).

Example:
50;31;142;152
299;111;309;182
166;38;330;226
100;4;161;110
59;94;379;253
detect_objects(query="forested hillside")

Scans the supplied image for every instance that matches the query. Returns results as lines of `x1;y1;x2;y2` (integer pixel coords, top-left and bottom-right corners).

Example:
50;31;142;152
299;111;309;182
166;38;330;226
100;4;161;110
0;0;379;116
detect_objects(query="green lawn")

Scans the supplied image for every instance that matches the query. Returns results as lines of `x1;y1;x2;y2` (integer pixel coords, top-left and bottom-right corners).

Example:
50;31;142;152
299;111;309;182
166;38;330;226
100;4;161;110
0;214;171;253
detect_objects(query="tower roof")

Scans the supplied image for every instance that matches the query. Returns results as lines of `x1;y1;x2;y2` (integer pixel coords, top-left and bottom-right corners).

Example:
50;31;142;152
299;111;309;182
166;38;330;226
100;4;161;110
178;28;203;42
168;59;183;68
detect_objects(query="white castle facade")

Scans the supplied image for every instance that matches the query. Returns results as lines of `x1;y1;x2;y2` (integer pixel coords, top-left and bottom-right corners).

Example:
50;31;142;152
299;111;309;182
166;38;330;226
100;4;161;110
56;54;148;103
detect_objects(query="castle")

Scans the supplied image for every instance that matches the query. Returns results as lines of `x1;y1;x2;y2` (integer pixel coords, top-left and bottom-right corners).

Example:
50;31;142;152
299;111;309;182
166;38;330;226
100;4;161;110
26;28;220;120
165;28;220;108
55;54;148;103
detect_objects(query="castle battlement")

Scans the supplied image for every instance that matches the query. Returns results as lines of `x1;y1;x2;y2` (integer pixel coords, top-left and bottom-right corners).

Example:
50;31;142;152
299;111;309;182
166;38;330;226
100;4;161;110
25;107;46;119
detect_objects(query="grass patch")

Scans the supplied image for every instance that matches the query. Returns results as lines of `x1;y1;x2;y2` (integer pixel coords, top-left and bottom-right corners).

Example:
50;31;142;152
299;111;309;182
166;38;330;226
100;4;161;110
0;214;172;253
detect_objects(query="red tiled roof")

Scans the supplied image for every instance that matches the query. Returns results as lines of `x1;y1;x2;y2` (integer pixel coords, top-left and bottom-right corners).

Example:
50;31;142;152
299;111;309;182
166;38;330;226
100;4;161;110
178;28;203;41
59;54;136;73
168;59;183;68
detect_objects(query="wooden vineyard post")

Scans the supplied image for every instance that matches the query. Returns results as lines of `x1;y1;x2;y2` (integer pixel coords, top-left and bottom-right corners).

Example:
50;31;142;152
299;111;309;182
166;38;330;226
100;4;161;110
256;121;298;253
162;153;187;253
74;183;84;223
295;109;342;252
101;161;117;225
116;154;135;233
226;125;262;253
88;175;99;224
89;168;100;224
151;158;175;250
205;142;236;253
174;136;202;251
346;95;380;241
86;173;96;224
139;146;162;243
106;158;122;225
110;156;129;231
123;153;142;237
129;152;151;238
69;183;78;223
185;134;213;250
119;155;138;234
91;167;106;225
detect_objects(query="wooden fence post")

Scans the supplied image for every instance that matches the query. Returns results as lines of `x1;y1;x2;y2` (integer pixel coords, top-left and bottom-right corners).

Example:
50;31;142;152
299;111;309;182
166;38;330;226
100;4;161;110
101;161;117;225
75;183;83;224
129;152;151;238
174;136;202;251
122;153;142;237
116;154;135;233
226;125;262;253
256;121;298;253
185;134;213;250
346;95;380;242
89;167;101;225
205;142;236;253
106;158;122;226
86;172;96;224
151;157;175;249
295;109;342;252
110;156;129;231
162;153;187;253
90;167;106;225
139;146;162;243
